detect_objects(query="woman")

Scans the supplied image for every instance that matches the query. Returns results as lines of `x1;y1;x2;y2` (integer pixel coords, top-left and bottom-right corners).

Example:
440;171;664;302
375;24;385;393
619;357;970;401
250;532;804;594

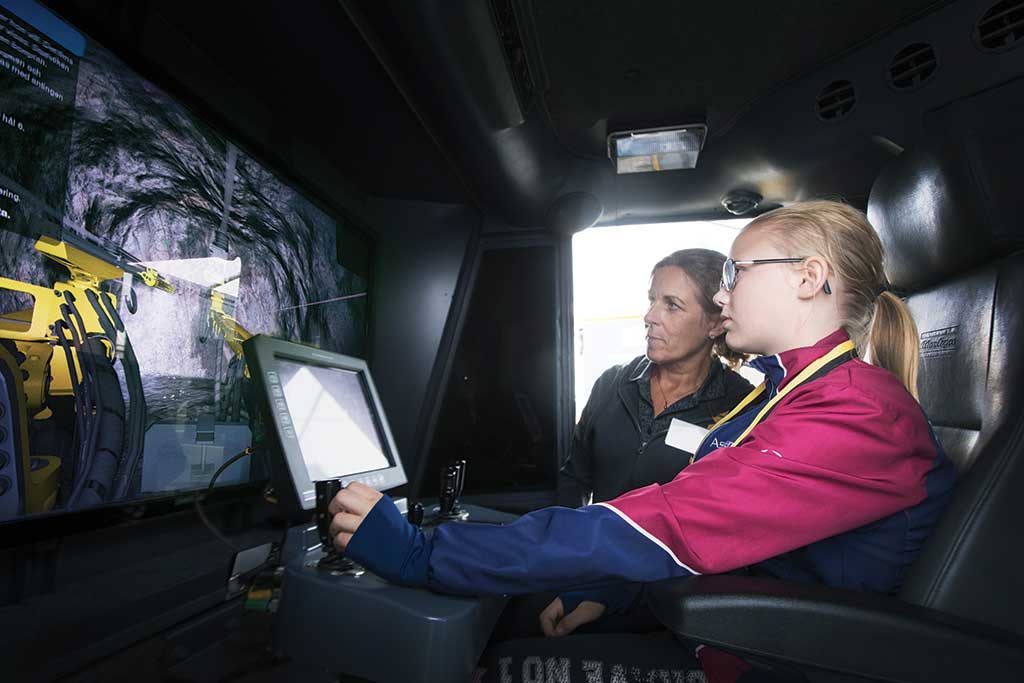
327;201;955;677
560;248;753;507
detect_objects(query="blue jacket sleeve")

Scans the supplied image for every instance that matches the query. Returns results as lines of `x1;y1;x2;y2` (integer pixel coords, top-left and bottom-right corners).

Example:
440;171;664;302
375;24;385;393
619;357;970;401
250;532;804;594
344;495;697;596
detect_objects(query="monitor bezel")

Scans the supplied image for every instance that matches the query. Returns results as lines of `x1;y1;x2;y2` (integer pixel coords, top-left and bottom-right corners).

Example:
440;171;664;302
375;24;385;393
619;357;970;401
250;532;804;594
243;335;406;514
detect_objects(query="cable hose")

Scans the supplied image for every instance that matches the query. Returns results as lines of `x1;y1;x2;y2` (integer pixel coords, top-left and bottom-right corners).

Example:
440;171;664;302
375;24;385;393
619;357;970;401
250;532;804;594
53;322;87;501
87;289;144;500
63;296;125;509
60;304;97;508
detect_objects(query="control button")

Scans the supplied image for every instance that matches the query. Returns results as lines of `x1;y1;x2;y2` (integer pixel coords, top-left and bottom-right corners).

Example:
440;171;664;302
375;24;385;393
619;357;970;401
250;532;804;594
270;385;283;398
279;415;292;426
282;427;295;439
267;371;279;384
0;476;9;496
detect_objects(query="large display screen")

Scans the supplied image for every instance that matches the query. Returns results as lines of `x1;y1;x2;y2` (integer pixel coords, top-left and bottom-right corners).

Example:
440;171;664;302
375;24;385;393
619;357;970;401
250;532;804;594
276;359;390;482
0;0;369;522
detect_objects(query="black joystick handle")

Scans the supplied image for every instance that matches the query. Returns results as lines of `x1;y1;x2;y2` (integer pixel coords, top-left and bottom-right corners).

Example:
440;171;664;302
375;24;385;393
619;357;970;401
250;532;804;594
409;501;424;527
315;479;343;550
436;460;468;521
439;464;456;516
315;479;361;572
453;459;466;501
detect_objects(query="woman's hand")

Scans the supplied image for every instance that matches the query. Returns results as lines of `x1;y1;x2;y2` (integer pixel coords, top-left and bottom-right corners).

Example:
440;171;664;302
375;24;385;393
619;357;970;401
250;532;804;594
538;597;607;637
327;481;383;551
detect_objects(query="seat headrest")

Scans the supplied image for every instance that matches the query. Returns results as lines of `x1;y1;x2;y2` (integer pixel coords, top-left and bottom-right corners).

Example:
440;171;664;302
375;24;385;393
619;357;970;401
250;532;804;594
868;88;1024;292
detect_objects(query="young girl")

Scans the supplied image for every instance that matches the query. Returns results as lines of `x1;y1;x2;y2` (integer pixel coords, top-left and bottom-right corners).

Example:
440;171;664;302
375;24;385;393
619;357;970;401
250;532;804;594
327;201;954;672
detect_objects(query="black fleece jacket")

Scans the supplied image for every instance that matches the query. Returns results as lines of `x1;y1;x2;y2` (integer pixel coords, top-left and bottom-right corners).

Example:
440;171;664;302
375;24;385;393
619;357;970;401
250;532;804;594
559;355;754;505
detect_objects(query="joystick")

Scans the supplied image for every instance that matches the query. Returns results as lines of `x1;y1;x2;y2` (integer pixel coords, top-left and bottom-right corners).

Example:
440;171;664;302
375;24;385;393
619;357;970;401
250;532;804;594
314;479;363;575
425;460;470;526
408;501;424;527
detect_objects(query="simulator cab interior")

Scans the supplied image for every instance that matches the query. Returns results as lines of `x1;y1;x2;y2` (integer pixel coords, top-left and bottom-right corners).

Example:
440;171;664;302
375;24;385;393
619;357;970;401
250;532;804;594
2;0;1024;681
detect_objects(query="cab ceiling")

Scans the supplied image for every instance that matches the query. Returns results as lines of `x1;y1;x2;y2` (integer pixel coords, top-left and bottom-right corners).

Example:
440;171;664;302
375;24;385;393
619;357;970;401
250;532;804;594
344;0;1024;228
532;0;948;158
42;0;1024;229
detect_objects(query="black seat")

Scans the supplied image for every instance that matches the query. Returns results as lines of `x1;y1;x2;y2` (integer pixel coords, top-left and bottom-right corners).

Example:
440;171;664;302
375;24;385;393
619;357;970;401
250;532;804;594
647;87;1024;682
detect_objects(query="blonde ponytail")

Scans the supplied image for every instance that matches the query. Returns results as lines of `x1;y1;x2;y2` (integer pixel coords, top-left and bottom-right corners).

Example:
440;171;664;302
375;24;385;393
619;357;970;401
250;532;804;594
868;290;920;400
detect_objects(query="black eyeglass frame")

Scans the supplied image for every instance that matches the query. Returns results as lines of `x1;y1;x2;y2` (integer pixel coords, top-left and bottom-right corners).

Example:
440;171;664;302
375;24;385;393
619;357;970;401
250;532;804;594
720;257;811;292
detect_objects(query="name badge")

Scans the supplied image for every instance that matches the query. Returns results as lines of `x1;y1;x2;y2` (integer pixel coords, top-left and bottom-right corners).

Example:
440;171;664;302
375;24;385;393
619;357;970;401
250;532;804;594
666;418;709;454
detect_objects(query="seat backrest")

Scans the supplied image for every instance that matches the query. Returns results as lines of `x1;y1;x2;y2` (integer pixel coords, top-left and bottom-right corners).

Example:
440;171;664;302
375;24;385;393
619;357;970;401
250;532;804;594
867;87;1024;637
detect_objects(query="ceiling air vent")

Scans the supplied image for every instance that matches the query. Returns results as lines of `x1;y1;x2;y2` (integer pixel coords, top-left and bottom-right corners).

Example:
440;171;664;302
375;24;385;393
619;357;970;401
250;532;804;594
888;43;938;90
976;0;1024;52
816;80;856;121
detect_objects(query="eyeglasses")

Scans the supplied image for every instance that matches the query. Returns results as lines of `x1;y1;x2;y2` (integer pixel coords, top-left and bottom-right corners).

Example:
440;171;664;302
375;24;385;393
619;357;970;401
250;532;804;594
720;257;809;292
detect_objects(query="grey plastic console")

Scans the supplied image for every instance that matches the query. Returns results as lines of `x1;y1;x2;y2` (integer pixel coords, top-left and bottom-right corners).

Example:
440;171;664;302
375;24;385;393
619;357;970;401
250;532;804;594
275;504;516;683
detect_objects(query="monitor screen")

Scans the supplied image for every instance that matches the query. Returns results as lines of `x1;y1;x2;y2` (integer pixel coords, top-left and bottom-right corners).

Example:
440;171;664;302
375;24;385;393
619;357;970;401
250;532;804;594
243;335;406;515
276;359;391;481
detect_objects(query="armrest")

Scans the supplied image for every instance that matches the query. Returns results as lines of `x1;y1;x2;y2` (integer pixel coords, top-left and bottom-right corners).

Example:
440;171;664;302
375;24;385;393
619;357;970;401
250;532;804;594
646;575;1024;682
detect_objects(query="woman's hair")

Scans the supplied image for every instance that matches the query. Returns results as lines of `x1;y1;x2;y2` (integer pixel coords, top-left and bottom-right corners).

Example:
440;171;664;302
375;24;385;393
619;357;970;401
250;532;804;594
652;248;747;369
745;200;920;399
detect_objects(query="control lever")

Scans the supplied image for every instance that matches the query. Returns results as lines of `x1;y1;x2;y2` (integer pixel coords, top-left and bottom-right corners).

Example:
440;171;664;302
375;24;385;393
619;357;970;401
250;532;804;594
438;463;455;517
314;479;362;574
433;459;469;523
454;460;466;507
409;501;424;527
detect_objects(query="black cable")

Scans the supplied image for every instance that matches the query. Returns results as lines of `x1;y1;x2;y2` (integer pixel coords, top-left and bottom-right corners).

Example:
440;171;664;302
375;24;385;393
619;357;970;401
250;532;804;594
195;447;254;552
53;321;86;505
86;289;135;500
95;283;146;499
61;304;98;508
65;295;125;508
58;305;93;430
97;286;126;332
85;288;117;341
117;337;146;498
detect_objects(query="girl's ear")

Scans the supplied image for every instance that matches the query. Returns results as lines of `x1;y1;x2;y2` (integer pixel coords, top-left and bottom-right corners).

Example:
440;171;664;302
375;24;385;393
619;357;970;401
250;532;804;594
798;256;831;299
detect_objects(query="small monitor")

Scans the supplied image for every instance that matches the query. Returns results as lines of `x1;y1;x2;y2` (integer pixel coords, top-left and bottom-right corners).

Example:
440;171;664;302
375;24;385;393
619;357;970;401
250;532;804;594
243;335;406;516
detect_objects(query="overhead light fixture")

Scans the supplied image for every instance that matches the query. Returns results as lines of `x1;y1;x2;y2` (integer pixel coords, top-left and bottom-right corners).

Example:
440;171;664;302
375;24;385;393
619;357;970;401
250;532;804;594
607;124;707;174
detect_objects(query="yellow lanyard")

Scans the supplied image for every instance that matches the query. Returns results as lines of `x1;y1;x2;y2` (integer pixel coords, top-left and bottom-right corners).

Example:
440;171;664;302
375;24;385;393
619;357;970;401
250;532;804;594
690;339;857;464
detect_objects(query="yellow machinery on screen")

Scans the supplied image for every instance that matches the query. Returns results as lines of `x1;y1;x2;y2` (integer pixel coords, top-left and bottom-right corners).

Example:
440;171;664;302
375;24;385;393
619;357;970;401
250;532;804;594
0;234;250;515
